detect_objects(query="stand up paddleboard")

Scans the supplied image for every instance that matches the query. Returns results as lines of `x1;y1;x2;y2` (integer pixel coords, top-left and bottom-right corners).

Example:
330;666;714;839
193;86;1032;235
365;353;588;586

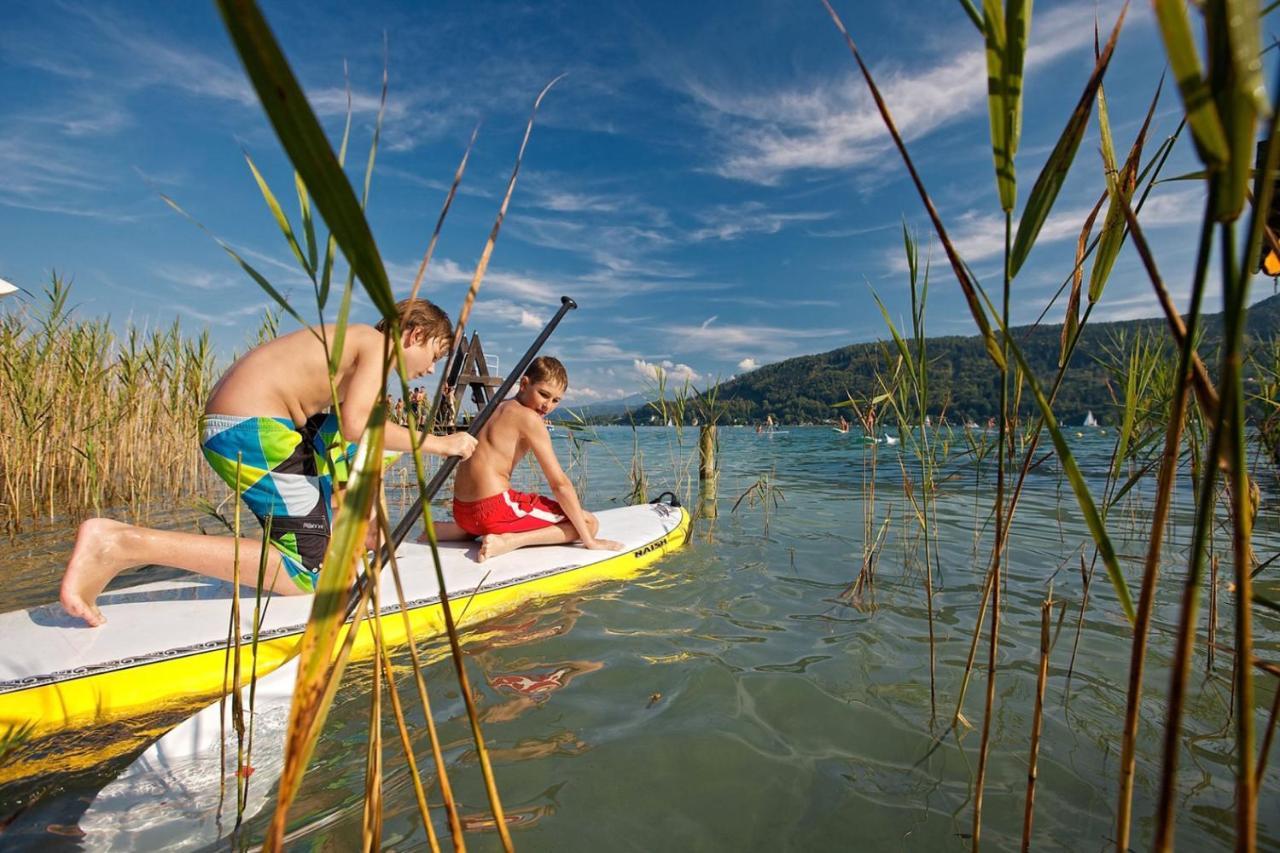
0;500;689;781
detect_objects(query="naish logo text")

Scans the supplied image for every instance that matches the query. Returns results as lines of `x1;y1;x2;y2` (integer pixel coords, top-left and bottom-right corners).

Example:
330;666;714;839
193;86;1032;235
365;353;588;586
633;536;668;558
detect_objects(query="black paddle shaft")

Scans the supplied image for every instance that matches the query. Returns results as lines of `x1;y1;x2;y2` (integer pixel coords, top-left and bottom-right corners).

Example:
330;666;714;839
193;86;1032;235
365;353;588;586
384;295;577;555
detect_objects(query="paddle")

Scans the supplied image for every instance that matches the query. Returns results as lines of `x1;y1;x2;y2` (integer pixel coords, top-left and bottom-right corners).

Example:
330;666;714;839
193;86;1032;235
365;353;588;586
83;296;577;840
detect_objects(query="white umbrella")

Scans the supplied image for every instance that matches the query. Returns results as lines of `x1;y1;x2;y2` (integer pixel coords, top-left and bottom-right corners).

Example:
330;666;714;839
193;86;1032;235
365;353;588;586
0;277;16;297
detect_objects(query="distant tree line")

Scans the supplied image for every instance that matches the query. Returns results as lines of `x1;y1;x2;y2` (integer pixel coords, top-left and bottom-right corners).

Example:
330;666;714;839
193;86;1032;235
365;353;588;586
578;293;1280;426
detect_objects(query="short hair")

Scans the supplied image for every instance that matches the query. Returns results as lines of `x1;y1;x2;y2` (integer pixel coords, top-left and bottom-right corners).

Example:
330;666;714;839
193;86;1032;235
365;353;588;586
376;298;452;346
525;356;567;389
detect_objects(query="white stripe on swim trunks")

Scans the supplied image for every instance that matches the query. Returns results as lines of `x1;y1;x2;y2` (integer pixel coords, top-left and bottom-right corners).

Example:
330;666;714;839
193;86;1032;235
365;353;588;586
502;491;564;524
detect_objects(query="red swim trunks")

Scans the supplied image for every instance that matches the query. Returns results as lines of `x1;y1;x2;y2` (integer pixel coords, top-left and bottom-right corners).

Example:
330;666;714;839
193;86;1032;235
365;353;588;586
452;489;566;537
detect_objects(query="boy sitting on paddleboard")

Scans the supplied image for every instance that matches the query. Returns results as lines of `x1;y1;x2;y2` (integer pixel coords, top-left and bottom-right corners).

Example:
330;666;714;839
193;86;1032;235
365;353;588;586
60;298;477;627
440;356;622;562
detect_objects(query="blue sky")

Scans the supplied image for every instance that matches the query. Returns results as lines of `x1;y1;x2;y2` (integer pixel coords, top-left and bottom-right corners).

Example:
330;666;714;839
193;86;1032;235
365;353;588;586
0;1;1250;405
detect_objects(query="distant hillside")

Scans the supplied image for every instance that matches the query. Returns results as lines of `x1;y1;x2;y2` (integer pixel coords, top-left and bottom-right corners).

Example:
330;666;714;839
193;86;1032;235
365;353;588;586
563;391;651;420
590;293;1280;426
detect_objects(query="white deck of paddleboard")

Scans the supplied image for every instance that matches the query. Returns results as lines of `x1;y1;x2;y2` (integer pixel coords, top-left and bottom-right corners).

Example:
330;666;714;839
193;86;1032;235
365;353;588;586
0;502;684;693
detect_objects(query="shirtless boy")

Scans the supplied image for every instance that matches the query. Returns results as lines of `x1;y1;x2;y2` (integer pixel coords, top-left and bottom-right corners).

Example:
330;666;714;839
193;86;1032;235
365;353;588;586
60;298;477;627
445;356;622;562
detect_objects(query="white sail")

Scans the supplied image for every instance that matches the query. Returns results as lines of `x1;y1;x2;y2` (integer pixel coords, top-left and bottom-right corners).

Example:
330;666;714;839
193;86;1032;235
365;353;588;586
1083;410;1099;427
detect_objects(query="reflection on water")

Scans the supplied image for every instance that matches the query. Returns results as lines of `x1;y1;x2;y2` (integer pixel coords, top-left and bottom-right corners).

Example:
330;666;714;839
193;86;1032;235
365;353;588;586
2;425;1279;850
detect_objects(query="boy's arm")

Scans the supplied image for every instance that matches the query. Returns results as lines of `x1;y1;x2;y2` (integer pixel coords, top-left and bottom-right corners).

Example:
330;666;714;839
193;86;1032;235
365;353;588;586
524;412;619;550
339;331;476;459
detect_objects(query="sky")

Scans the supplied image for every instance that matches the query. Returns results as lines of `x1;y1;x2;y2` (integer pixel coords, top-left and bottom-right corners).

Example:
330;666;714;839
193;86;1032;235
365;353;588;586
0;1;1266;406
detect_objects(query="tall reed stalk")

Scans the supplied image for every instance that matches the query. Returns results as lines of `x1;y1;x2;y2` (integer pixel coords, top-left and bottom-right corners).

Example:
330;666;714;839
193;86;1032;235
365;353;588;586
821;0;1277;849
0;276;219;534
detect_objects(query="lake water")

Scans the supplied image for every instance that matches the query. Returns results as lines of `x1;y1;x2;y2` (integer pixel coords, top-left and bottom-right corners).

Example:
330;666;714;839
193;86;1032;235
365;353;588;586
2;424;1278;850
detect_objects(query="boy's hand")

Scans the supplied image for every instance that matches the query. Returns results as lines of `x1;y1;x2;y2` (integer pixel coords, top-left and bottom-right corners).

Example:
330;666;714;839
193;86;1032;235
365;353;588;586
442;432;478;459
582;538;623;552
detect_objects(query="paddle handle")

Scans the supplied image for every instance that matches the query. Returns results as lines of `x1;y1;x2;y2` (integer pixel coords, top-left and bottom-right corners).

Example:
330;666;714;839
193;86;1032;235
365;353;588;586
385;295;577;552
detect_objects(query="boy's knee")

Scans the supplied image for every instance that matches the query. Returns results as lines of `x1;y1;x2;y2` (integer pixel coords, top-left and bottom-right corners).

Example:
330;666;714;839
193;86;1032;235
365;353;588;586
586;513;599;534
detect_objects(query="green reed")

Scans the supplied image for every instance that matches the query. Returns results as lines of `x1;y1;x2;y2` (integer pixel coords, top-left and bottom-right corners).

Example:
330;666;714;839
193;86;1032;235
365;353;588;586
172;3;568;847
871;224;945;723
819;1;1277;849
0;276;220;535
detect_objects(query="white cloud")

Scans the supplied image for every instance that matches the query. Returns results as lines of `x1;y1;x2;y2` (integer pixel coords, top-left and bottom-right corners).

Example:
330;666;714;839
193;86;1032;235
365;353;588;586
563;385;626;403
62;4;256;107
738;357;759;371
634;358;700;383
447;297;548;331
152;263;243;292
532;190;623;214
689;4;1139;185
398;256;562;303
912;186;1209;271
658;318;847;359
691;201;833;242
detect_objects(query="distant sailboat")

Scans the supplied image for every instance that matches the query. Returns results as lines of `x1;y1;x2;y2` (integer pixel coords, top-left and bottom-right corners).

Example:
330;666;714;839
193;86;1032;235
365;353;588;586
1083;411;1099;428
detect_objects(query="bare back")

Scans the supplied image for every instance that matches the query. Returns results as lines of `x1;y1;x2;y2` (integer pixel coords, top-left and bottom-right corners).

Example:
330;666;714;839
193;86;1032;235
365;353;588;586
204;325;383;426
453;399;542;500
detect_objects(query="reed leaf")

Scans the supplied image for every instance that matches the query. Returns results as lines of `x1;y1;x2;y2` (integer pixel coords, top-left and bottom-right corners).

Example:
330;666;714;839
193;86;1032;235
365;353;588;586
1205;0;1265;221
267;408;386;848
244;151;313;279
328;59;386;377
317;71;354;312
1154;0;1229;168
295;172;318;286
983;0;1031;212
1110;341;1142;485
1117;198;1221;423
999;316;1135;622
1090;77;1162;302
871;291;917;379
958;0;983;31
821;0;1005;370
215;0;397;321
1062;196;1103;365
1010;3;1126;277
159;194;308;329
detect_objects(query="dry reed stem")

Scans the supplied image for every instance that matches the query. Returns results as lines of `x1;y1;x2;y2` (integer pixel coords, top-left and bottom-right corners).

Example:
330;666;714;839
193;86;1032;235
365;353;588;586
1258;681;1280;789
1021;590;1054;852
971;213;1013;853
373;502;443;852
0;282;219;533
1113;190;1213;851
363;564;385;852
819;0;1004;369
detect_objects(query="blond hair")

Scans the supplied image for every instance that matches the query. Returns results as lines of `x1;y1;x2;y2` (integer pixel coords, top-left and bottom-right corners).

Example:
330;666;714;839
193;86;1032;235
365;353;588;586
525;356;568;389
376;298;452;346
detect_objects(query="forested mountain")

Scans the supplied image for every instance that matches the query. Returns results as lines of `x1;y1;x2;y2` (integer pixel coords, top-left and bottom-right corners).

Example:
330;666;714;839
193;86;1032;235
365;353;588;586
581;292;1280;426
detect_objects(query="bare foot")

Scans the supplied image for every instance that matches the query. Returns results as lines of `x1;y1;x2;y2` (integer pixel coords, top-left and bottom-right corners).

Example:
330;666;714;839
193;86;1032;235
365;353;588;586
477;534;517;563
60;518;128;627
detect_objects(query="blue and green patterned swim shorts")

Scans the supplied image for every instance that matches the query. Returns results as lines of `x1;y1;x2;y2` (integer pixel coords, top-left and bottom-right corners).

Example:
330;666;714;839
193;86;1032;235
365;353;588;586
200;412;352;592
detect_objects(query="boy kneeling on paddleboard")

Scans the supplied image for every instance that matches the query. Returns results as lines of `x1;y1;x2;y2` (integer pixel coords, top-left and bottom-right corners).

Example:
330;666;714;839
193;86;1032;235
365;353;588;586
436;356;622;562
60;299;477;627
